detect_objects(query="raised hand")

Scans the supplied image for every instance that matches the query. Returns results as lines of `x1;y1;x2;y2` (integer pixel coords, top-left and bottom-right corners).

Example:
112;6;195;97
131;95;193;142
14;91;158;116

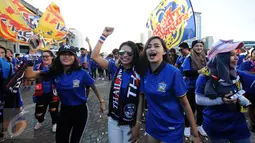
85;37;90;43
103;27;114;37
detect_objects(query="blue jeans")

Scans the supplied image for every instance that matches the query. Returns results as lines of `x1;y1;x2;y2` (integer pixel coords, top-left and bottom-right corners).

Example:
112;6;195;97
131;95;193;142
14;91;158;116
108;117;131;143
209;137;251;143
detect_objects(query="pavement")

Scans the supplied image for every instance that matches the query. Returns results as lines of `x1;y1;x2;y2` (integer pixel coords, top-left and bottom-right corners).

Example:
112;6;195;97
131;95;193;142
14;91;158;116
2;79;255;143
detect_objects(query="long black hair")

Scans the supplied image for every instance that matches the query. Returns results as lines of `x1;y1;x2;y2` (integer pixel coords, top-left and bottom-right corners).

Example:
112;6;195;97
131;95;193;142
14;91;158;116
138;36;173;75
49;52;81;76
0;45;10;61
118;41;140;70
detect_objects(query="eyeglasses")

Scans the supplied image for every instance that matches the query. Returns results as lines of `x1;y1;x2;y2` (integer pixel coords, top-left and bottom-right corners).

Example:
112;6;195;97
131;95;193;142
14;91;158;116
119;50;133;57
42;55;50;58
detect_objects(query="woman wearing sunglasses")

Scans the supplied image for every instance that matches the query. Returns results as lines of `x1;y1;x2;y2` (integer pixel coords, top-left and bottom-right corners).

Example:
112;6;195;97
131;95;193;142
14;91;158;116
33;50;59;133
91;27;141;143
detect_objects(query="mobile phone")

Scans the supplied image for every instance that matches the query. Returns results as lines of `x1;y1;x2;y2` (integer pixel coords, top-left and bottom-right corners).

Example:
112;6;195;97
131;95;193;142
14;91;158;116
29;39;40;49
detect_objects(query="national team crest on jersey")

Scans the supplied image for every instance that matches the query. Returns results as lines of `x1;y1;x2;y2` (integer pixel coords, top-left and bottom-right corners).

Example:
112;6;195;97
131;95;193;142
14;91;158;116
158;82;166;92
73;79;80;87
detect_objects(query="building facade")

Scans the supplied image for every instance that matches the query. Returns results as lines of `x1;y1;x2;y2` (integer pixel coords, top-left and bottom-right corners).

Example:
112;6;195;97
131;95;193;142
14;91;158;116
243;41;255;49
69;28;84;49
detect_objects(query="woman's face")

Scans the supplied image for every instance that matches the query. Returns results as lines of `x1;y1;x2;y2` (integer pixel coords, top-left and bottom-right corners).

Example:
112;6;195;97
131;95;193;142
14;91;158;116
251;50;255;61
0;48;5;58
7;50;12;57
146;38;166;63
230;50;239;69
42;52;53;65
193;43;204;54
119;45;133;65
59;52;75;66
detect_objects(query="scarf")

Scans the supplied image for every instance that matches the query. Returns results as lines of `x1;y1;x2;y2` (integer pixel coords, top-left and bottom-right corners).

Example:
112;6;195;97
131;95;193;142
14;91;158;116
108;66;140;126
190;49;207;71
204;53;245;111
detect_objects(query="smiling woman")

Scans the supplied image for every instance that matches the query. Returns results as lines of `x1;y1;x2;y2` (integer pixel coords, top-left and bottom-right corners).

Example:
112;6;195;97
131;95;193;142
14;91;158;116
91;27;142;143
24;38;105;142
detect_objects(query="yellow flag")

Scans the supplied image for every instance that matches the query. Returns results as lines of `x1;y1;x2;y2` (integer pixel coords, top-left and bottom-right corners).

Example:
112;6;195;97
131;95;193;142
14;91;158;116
34;2;68;40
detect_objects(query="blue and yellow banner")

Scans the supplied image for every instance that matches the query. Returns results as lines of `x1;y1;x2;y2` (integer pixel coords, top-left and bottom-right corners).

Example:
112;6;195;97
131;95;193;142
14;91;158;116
146;0;196;49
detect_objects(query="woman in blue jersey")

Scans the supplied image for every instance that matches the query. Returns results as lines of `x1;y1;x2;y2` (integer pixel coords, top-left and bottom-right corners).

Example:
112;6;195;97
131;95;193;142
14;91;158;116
238;48;255;132
133;36;200;143
33;50;59;133
91;27;141;143
181;40;208;139
195;40;254;143
25;44;105;143
0;45;23;141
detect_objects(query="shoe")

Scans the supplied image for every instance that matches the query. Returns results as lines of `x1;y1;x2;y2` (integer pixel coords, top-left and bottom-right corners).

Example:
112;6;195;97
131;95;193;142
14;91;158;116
34;122;42;130
102;78;105;80
52;124;57;132
184;127;191;137
0;133;5;142
197;126;207;136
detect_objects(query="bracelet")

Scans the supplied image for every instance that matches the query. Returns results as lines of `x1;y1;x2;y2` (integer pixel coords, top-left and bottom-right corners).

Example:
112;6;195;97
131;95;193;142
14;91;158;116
99;34;107;43
136;121;141;124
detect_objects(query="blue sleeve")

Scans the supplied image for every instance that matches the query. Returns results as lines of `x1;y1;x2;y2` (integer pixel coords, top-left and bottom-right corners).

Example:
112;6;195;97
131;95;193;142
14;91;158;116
33;64;40;70
182;56;192;72
195;75;207;95
82;70;95;87
23;56;28;61
175;56;181;65
12;58;16;67
238;70;255;93
238;61;250;71
173;70;187;97
108;60;117;75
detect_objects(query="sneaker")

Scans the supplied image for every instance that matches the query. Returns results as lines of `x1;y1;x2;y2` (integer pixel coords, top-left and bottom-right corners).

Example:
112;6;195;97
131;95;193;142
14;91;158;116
34;122;42;130
101;78;105;80
52;124;57;132
197;126;207;136
184;127;191;137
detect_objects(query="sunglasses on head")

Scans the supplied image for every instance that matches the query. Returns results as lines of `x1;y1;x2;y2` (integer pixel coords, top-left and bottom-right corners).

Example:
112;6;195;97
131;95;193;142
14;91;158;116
119;50;133;56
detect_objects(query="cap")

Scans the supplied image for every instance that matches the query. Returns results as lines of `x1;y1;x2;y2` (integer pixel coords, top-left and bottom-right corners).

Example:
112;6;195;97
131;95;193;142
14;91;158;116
58;45;76;55
191;40;204;49
207;40;244;60
179;42;189;49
